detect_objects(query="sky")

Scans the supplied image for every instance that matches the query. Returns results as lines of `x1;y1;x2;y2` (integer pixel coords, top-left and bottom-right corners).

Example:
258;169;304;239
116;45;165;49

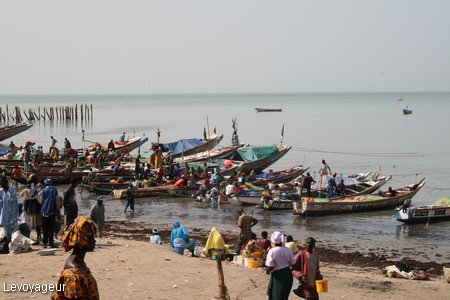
1;0;449;94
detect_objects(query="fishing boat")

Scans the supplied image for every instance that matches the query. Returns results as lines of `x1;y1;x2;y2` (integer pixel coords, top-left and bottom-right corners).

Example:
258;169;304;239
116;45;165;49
293;178;425;216
167;185;200;197
112;185;171;199
81;181;133;195
403;106;412;115
85;136;148;155
250;165;309;186
157;134;223;158
395;197;450;223
173;143;247;163
255;108;282;112
0;123;33;142
260;175;392;211
219;145;292;173
302;173;392;198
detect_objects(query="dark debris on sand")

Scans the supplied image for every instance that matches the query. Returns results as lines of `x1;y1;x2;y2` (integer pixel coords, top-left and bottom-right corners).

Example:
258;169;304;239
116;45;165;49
103;221;448;277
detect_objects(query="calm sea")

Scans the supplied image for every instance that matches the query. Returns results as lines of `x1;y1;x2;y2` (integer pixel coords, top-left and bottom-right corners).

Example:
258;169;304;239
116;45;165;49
1;92;449;262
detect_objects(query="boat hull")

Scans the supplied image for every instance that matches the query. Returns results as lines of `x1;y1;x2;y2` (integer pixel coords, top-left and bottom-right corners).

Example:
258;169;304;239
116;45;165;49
0;123;33;142
396;206;450;223
294;179;425;216
238;145;292;173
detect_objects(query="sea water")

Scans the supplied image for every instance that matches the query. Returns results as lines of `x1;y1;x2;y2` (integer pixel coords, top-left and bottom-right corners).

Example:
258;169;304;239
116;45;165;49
1;92;449;262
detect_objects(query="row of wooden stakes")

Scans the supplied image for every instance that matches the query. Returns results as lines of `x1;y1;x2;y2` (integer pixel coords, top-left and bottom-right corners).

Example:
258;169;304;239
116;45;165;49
0;104;93;123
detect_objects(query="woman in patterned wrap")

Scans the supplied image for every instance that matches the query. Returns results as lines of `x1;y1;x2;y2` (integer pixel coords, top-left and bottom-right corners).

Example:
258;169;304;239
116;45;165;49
52;216;99;300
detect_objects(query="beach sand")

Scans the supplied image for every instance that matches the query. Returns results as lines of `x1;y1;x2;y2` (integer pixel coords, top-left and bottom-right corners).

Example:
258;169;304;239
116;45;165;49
1;222;448;300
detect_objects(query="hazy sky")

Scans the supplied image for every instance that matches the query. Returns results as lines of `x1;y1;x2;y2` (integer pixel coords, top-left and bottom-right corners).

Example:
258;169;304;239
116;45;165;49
1;0;449;94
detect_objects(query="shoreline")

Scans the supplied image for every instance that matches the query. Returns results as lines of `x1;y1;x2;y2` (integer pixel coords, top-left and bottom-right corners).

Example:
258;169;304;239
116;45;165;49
1;229;449;300
103;220;448;278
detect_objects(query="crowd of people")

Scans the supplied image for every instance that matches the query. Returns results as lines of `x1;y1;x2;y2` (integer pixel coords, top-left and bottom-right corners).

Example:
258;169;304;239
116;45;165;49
0;137;331;300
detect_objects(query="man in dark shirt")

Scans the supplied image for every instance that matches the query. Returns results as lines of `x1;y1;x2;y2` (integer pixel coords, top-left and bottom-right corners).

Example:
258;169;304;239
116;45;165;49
302;172;314;197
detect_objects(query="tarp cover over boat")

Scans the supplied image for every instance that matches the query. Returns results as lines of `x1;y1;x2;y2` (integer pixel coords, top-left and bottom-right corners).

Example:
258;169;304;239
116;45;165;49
223;146;279;162
0;149;10;156
159;138;204;156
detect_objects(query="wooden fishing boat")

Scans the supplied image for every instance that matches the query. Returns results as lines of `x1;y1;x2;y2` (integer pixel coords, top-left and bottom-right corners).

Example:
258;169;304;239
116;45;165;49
250;165;309;186
157;134;224;159
81;181;133;195
300;173;392;198
167;185;200;197
395;197;450;223
221;145;292;174
174;143;247;163
112;185;171;199
0;123;33;142
293;179;425;216
403;106;412;115
255;108;282;112
85;136;148;155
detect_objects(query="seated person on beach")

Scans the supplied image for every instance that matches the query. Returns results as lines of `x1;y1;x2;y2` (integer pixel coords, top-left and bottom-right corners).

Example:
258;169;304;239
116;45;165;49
258;231;272;251
51;216;99;300
149;228;163;245
169;221;196;257
241;233;264;259
203;227;230;257
285;235;298;254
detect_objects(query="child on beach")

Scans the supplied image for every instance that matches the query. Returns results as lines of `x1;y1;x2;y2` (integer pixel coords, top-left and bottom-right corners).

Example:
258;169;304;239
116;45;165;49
149;228;162;244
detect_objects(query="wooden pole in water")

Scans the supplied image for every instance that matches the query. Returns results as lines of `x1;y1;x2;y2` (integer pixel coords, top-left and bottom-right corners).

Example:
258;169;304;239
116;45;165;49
90;104;93;120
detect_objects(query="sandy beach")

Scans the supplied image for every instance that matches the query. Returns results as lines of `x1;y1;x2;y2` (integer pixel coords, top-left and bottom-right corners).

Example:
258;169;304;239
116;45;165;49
1;221;449;300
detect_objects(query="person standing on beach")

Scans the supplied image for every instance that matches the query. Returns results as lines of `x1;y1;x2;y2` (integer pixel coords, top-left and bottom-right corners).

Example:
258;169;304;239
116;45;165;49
51;216;99;300
0;176;19;241
124;184;135;213
291;237;323;300
38;178;59;248
24;177;43;243
236;209;258;254
63;180;78;229
90;196;105;238
265;231;296;300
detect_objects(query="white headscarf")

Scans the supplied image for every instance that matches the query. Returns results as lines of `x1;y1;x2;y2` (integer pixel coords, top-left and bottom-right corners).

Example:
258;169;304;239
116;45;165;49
271;231;285;245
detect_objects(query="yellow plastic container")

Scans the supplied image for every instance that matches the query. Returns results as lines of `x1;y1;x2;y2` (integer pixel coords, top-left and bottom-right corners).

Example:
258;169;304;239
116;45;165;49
247;260;259;268
316;280;328;293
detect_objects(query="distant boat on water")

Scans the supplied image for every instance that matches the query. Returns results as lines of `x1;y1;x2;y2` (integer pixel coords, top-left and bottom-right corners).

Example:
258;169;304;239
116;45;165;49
403;106;412;115
397;96;404;101
255;107;282;112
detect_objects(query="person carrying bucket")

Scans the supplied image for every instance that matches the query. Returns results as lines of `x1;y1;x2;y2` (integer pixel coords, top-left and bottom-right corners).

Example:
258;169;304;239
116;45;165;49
291;237;324;299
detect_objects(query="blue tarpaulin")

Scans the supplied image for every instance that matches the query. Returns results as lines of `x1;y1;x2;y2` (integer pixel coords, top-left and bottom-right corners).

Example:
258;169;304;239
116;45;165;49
0;149;10;156
159;138;204;156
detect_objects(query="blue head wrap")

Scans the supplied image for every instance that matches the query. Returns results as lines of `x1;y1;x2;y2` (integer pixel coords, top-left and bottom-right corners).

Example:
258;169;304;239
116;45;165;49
173;221;180;228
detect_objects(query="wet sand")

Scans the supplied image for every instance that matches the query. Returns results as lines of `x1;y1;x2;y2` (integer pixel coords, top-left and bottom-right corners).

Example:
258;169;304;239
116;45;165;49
1;219;449;300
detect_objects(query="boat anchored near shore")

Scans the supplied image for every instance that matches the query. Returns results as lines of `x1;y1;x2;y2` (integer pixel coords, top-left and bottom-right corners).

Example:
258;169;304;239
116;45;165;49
255;107;282;112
